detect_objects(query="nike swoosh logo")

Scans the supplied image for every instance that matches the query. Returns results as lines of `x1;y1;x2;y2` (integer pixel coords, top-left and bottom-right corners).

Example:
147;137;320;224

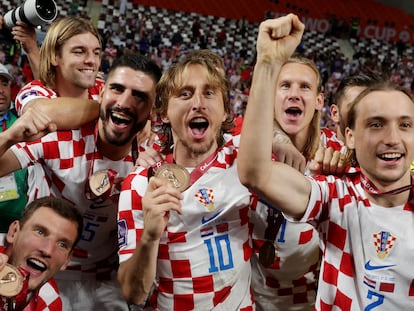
201;211;222;224
365;260;396;271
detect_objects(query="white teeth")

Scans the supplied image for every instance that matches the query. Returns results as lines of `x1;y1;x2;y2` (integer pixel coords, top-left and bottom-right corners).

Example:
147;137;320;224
192;117;207;123
380;153;401;159
112;112;130;121
28;258;46;270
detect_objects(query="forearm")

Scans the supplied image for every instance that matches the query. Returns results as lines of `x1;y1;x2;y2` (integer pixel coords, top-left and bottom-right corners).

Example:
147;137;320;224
118;237;159;305
22;98;99;130
238;61;281;189
26;48;40;80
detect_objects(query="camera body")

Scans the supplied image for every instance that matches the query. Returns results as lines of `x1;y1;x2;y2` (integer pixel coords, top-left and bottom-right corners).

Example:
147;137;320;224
4;0;58;28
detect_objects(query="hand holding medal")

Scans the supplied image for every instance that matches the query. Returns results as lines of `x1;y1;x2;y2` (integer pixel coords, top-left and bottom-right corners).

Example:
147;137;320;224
153;164;190;192
0;264;23;297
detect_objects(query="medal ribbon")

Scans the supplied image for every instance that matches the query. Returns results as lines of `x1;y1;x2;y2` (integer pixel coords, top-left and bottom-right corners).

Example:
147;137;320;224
84;123;139;201
360;173;413;195
149;150;218;187
13;267;30;311
258;209;284;267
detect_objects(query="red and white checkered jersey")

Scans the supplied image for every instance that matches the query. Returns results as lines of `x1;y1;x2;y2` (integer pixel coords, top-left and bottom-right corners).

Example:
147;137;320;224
10;122;135;280
250;198;320;311
118;139;256;310
33;278;62;310
297;173;414;310
14;79;104;204
320;128;346;153
14;79;104;116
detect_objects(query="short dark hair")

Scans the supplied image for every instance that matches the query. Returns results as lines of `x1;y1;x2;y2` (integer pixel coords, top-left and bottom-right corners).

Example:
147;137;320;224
20;197;83;249
334;73;383;109
108;54;162;85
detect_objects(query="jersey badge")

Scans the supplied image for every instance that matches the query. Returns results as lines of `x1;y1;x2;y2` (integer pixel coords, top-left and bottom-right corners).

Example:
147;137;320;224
373;231;396;259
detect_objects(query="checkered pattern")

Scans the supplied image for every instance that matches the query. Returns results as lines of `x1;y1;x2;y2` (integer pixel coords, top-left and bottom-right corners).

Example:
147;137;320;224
250;198;320;310
10;122;135;280
298;173;414;310
118;142;256;310
14;79;103;116
320;128;347;153
33;279;62;310
14;79;104;204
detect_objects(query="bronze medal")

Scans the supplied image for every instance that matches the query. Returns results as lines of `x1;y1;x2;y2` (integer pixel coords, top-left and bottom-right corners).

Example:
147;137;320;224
259;240;278;267
0;264;23;297
154;164;190;192
89;169;111;197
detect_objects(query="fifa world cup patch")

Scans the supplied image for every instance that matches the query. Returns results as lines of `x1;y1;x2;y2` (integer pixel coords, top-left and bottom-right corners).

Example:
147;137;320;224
118;219;128;247
20;90;39;100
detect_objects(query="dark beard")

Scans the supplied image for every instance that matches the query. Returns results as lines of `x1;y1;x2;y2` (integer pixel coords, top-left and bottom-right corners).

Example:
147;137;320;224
99;107;147;146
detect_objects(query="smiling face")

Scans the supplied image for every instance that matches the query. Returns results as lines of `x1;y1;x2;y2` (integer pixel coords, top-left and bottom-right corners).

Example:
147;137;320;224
6;207;78;291
98;66;156;146
162;64;227;158
53;32;101;94
274;62;323;139
346;89;414;188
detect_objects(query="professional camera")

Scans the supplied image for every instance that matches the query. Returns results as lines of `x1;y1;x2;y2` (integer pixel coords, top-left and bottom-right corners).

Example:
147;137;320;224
4;0;58;28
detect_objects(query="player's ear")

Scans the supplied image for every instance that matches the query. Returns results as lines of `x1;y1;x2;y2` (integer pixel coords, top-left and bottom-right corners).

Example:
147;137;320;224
345;127;355;149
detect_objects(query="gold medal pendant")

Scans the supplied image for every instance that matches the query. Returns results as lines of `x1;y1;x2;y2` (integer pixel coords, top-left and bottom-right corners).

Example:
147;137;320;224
259;240;278;267
0;264;24;297
154;164;190;192
89;169;111;197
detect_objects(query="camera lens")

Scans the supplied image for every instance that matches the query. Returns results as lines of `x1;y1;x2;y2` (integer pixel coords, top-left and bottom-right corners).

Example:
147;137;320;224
4;0;57;28
35;0;57;20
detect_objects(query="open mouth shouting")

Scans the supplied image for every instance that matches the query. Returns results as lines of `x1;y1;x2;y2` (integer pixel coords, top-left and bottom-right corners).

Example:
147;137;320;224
284;106;303;121
109;108;136;130
26;258;47;273
189;117;209;139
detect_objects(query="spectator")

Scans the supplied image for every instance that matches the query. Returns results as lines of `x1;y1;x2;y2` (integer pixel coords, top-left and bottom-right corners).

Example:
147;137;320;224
0;64;28;233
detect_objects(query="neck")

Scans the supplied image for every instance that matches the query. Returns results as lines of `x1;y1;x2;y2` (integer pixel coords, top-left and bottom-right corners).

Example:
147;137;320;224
55;81;89;99
361;170;412;207
336;128;345;143
290;131;308;155
96;135;134;161
173;143;218;168
366;191;410;208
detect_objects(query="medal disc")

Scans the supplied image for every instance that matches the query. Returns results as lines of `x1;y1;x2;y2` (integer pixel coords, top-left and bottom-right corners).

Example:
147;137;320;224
154;164;190;192
89;170;111;196
259;240;278;267
0;264;23;297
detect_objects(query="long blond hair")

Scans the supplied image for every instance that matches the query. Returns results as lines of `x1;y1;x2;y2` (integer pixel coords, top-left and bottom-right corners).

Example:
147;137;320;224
38;16;101;88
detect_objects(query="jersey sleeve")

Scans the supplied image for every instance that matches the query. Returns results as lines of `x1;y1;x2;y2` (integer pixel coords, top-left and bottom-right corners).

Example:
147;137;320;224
117;167;149;263
14;80;57;116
